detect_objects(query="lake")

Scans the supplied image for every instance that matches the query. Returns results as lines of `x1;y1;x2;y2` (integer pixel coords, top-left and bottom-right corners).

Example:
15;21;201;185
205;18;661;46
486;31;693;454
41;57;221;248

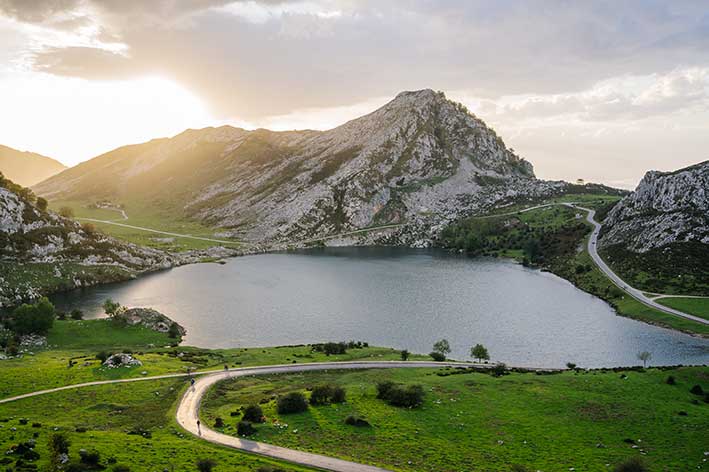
51;247;709;368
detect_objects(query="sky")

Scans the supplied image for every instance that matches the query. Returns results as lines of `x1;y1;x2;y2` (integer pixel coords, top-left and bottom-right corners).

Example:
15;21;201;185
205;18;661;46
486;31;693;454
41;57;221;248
0;1;708;188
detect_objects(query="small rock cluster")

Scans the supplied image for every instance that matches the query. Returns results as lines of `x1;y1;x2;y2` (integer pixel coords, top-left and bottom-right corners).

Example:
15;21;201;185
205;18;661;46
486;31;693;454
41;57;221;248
103;353;142;368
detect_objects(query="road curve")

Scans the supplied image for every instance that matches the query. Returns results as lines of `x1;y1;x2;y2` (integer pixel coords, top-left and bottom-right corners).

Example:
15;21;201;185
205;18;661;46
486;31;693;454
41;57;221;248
175;361;484;472
575;205;708;325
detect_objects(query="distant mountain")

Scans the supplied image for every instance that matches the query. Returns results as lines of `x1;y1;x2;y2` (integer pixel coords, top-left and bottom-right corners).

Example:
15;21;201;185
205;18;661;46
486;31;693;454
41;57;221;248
0;145;66;187
35;90;583;246
599;160;708;294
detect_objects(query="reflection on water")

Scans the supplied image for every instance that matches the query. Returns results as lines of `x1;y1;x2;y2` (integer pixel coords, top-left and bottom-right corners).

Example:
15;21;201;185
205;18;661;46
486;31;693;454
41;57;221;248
51;247;709;368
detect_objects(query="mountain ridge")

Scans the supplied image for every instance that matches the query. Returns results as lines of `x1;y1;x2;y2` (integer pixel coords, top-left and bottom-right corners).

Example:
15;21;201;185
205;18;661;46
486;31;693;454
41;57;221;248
0;145;66;187
35;90;581;246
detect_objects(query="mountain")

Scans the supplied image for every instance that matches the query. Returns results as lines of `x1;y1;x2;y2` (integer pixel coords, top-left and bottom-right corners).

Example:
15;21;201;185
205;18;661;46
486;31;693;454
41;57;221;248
0;145;66;187
0;172;174;306
35;90;572;246
599;160;708;295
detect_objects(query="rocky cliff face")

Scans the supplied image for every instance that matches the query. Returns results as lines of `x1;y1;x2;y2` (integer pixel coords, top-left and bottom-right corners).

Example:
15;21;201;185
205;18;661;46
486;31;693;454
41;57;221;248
600;161;709;252
36;90;569;247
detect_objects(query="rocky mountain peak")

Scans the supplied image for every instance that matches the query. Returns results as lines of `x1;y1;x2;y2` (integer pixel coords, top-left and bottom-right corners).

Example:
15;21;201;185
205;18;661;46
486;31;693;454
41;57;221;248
600;160;709;252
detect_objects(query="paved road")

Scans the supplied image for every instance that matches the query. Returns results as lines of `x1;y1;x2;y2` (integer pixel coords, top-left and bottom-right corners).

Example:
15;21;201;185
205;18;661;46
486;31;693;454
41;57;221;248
175;360;497;472
574;205;708;325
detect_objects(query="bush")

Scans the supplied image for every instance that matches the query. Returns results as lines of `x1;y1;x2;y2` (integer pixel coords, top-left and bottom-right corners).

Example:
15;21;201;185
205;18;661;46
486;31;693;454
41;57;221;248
344;415;371;427
36;197;48;211
491;363;508;377
236;420;256;436
377;382;425;408
214;417;224;428
331;386;346;403
376;381;396;399
242;405;264;423
96;351;110;363
311;342;348;355
429;351;446;362
11;297;55;335
400;349;410;361
79;449;101;466
613;456;648;472
277;392;308;414
196;458;217;472
167;322;181;339
310;384;346;405
666;375;676;385
689;384;704;395
59;206;74;218
566;362;577;370
70;309;84;321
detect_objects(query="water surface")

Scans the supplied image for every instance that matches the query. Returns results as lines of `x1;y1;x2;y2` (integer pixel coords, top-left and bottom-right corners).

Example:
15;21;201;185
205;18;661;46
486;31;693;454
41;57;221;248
52;247;709;368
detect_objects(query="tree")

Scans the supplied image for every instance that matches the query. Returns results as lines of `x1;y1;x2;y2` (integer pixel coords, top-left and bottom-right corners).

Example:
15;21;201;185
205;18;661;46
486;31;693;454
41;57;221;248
566;362;577;370
636;351;652;368
48;433;70;472
36;197;48;211
242;405;264;423
81;222;97;234
470;344;490;363
12;297;55;335
70;309;84;320
196;458;217;472
103;298;122;318
59;206;74;218
168;322;181;339
400;349;410;361
277;392;308;414
432;339;451;357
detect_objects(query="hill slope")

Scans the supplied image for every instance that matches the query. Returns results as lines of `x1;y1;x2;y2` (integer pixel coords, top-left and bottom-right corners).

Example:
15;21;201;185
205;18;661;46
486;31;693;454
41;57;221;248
0;145;66;187
599;160;709;295
0;173;174;306
35;90;569;246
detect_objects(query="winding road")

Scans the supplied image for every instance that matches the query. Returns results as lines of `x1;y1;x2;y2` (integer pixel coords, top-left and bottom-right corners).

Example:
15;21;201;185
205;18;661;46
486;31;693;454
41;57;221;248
0;360;497;471
574;205;708;325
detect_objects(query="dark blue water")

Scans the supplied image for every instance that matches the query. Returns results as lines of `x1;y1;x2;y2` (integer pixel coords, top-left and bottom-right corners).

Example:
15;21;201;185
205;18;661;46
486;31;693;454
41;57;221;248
51;247;709;368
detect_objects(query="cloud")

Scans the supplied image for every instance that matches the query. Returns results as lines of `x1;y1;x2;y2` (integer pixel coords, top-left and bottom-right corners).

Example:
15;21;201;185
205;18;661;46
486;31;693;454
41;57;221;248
2;0;707;121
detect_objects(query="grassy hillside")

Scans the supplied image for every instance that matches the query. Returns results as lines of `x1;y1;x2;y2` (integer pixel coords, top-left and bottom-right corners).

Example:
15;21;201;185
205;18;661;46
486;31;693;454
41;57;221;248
657;297;709;321
201;366;709;472
49;199;242;251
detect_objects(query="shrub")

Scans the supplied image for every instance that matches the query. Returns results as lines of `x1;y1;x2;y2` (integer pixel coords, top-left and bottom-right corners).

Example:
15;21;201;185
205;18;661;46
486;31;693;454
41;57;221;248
689;384;704;395
167;322;181;339
79;449;101;466
376;381;396;399
344;415;370;427
613;456;648;472
429;351;446;362
12;297;55;335
196;458;217;472
56;311;67;321
566;362;577;370
214;417;224;428
666;375;676;385
277;392;308;414
310;384;346;405
400;349;410;361
70;309;84;321
96;351;110;363
236;420;256;436
310;385;334;405
377;382;425;408
59;206;74;218
331;386;346;404
36;197;48;211
242;405;264;423
491;363;508;377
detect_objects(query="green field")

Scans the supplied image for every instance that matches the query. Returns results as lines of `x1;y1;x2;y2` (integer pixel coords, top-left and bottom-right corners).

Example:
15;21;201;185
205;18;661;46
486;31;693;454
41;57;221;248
0;378;314;472
0;319;428;398
657;297;709;321
49;199;242;251
201;367;709;472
